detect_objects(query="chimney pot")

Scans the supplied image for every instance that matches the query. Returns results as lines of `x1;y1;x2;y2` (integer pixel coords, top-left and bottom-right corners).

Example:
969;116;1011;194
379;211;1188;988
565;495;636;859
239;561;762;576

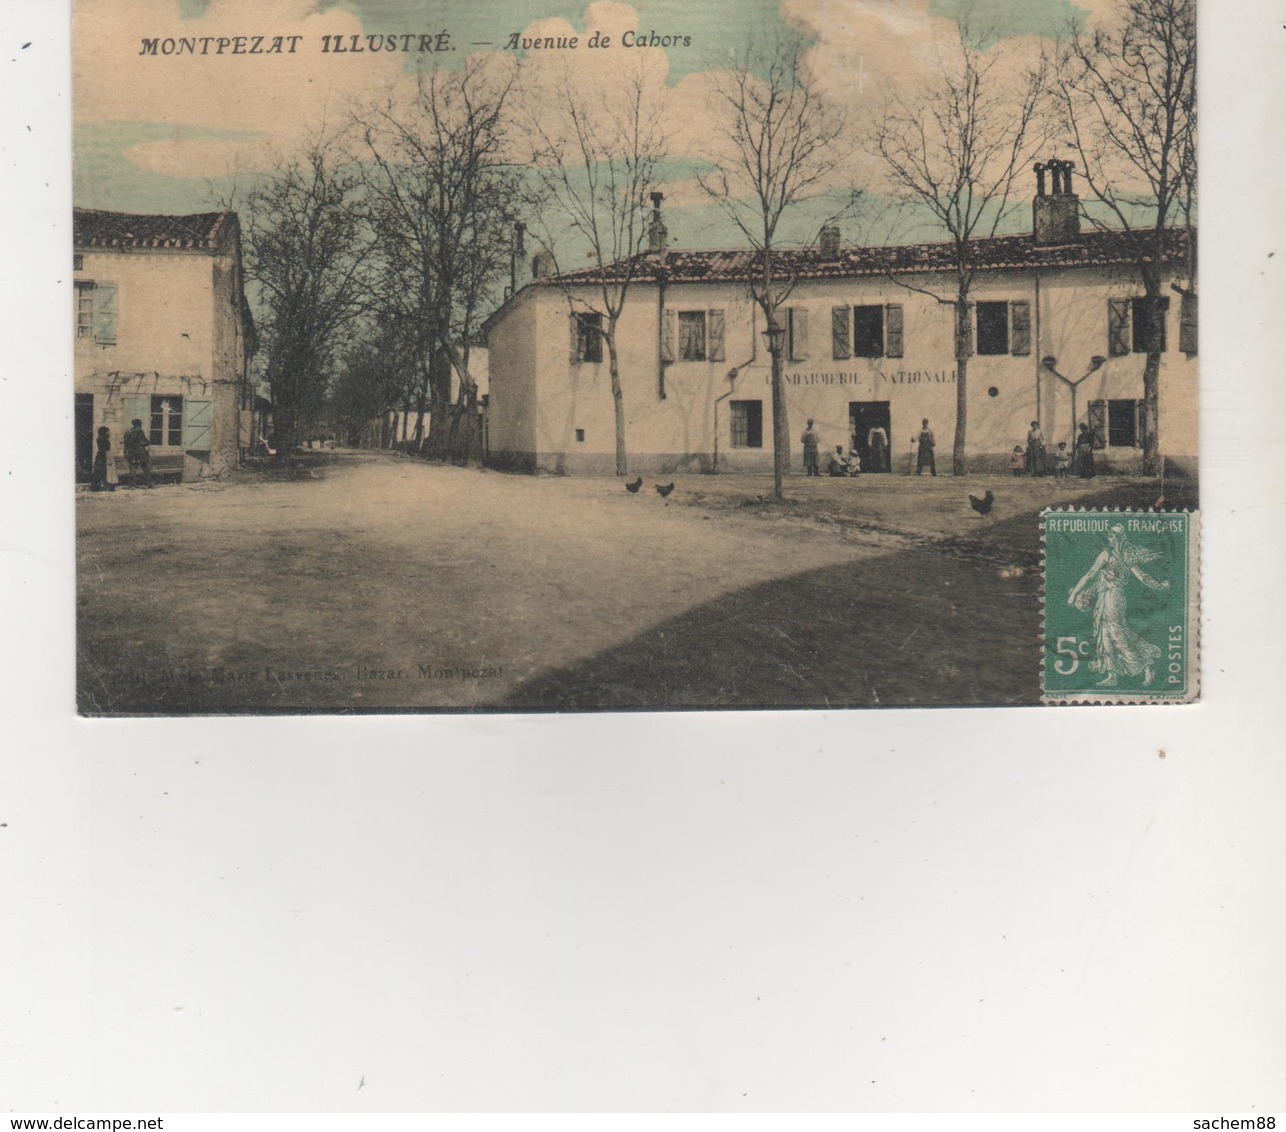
819;225;841;259
1033;158;1080;245
532;250;556;279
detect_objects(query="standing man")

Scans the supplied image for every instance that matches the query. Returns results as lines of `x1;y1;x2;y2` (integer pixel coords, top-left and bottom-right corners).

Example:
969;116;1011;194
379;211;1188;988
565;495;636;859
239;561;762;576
801;419;821;477
916;418;937;476
123;417;152;487
867;422;889;473
1026;420;1046;476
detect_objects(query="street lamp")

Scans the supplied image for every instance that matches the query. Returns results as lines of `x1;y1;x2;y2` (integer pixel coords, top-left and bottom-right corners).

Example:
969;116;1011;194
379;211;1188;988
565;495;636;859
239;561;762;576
762;324;787;357
1042;354;1106;449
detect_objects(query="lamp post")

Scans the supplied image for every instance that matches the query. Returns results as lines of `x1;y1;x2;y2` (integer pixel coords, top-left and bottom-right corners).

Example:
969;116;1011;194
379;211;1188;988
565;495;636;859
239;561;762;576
1041;354;1106;449
762;321;788;499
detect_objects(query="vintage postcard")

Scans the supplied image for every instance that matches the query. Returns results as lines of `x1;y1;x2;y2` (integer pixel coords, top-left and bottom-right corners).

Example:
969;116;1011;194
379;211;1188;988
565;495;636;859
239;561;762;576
73;0;1199;714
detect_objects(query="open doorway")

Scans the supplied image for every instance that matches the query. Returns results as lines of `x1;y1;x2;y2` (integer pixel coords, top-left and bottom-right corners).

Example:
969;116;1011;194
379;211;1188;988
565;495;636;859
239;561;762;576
75;394;94;483
849;401;892;473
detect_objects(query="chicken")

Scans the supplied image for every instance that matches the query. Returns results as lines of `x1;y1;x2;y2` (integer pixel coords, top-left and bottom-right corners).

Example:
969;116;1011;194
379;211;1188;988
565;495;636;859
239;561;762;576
656;482;675;498
625;477;643;493
968;489;995;516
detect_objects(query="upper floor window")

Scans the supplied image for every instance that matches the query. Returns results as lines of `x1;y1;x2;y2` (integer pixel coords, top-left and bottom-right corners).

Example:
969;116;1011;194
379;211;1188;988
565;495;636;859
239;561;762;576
831;303;903;359
75;281;117;345
975;300;1031;357
661;309;725;364
570;311;603;364
1108;296;1170;356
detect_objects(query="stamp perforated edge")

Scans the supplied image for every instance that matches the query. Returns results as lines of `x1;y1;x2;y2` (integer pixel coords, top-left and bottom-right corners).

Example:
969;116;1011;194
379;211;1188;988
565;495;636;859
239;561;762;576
1039;507;1200;706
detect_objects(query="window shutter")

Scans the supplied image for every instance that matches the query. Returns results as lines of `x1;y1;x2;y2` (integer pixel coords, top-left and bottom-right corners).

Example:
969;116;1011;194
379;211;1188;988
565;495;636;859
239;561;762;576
569;314;581;364
1179;292;1197;354
92;283;117;345
1087;400;1107;449
789;308;809;361
661;309;675;364
708;309;725;362
885;303;904;358
831;305;851;360
183;398;212;450
1108;299;1130;356
1009;300;1031;356
121;396;149;434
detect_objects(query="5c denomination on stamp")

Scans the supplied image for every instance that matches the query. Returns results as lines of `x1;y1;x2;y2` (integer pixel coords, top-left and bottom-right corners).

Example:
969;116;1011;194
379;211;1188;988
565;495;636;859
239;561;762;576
1042;510;1199;704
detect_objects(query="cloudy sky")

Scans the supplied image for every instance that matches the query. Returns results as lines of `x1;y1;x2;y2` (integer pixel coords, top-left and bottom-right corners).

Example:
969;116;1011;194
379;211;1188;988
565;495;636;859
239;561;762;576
74;0;1105;246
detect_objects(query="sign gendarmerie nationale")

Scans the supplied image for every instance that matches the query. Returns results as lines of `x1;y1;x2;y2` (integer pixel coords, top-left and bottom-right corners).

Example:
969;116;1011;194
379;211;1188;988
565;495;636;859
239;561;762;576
73;0;1198;714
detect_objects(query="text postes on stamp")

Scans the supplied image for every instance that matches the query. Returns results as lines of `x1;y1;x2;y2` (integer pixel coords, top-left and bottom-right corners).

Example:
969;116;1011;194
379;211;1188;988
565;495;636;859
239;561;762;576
1042;510;1199;704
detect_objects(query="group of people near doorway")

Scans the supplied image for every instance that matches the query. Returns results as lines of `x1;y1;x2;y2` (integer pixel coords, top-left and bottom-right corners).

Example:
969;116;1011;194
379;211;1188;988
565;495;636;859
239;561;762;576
89;419;152;492
800;416;1101;478
800;420;890;478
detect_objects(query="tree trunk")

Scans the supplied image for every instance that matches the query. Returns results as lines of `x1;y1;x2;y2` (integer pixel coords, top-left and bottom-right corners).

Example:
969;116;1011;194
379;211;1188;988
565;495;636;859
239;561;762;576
606;330;628;476
953;298;969;476
1140;287;1164;476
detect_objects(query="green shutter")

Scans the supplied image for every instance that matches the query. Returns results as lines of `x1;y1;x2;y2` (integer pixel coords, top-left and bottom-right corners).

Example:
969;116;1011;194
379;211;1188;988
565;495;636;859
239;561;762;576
1179;292;1197;354
708;309;725;362
831;305;851;359
92;283;117;345
1087;400;1107;449
1009;300;1031;356
183;398;212;450
885;303;904;358
1108;299;1130;356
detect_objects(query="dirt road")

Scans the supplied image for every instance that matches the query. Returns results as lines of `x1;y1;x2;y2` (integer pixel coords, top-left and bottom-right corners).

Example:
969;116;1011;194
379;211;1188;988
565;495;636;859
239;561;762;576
77;454;1186;713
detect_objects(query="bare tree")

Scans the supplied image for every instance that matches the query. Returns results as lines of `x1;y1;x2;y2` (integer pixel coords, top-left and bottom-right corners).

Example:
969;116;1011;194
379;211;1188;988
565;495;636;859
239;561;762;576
1053;0;1196;475
525;59;668;476
358;59;521;464
871;20;1045;475
698;34;856;499
230;128;373;456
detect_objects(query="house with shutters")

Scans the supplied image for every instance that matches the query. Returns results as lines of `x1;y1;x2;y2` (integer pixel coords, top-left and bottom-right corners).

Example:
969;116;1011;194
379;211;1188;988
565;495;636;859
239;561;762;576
484;173;1196;476
73;208;255;483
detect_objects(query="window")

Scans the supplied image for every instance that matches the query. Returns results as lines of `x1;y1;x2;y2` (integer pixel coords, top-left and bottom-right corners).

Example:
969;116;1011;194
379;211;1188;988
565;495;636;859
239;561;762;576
730;400;763;448
853;306;884;357
149;395;183;447
575;428;585;443
73;253;83;271
974;300;1031;356
678;311;706;361
1108;297;1170;356
75;281;117;345
1179;292;1197;354
663;310;725;364
976;302;1009;355
1088;399;1144;448
833;304;903;359
75;282;94;339
572;312;602;363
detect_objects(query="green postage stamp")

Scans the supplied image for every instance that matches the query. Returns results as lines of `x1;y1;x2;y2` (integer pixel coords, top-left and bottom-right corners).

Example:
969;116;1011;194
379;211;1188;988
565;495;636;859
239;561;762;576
1042;511;1199;704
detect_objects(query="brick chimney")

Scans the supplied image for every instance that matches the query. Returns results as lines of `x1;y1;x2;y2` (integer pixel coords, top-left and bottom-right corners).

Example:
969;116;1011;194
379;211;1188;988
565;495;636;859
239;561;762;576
531;250;556;279
819;225;841;259
1032;158;1081;246
647;191;668;256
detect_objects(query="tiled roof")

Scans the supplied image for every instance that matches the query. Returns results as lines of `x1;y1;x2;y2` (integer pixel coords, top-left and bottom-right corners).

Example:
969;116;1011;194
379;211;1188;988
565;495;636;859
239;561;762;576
73;208;238;252
546;227;1192;286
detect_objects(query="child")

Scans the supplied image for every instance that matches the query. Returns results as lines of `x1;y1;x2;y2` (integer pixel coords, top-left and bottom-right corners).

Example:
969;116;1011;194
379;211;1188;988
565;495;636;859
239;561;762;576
1009;445;1026;476
1053;441;1071;480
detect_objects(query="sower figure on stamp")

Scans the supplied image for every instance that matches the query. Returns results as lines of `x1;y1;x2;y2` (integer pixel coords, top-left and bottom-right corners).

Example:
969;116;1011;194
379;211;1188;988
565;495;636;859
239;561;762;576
1067;523;1169;688
124;417;152;487
801;419;821;477
916;418;936;476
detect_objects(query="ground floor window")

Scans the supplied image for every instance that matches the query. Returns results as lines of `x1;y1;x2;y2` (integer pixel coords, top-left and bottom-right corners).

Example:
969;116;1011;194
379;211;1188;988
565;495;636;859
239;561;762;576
150;395;183;447
730;400;763;448
1088;398;1143;448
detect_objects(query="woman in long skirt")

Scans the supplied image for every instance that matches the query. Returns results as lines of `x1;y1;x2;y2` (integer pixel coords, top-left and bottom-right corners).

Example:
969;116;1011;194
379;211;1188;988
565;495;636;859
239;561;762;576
90;426;117;492
1073;422;1095;479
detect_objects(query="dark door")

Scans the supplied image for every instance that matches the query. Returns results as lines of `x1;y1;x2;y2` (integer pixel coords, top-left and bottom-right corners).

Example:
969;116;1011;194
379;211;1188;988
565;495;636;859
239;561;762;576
849;401;892;472
75;394;94;482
